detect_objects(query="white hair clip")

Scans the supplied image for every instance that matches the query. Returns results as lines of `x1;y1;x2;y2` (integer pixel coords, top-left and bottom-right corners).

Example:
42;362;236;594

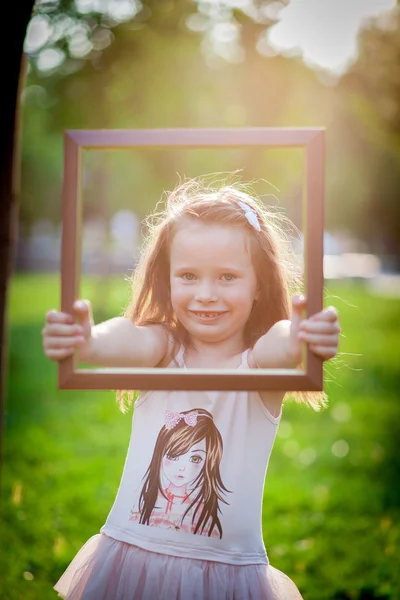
237;201;261;232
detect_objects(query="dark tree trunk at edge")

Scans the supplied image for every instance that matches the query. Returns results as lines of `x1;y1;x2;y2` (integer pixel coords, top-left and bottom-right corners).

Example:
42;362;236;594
0;2;35;459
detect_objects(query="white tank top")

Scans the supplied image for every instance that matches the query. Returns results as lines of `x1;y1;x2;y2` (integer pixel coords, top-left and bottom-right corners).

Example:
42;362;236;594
101;347;282;566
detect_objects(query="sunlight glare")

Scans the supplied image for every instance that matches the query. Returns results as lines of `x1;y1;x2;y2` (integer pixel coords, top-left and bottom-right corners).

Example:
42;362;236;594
267;0;397;74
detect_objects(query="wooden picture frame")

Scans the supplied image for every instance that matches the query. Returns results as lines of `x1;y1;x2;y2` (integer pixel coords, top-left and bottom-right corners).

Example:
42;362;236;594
59;127;325;391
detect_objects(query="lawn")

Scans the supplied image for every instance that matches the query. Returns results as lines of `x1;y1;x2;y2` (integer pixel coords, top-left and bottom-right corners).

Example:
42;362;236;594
1;274;399;599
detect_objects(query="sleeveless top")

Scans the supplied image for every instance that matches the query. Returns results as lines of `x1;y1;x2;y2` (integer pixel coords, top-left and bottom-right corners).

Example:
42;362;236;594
101;347;282;566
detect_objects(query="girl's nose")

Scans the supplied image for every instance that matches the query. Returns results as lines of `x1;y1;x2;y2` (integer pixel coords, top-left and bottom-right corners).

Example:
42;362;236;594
194;281;218;303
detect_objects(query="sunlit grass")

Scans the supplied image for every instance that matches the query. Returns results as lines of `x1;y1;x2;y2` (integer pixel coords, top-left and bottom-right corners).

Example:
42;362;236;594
2;274;399;599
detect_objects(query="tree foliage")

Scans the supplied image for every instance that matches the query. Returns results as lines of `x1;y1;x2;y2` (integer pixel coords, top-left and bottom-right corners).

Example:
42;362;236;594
20;1;400;260
339;6;400;259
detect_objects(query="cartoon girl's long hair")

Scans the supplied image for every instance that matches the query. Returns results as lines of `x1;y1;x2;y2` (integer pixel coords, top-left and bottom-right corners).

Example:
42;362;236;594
138;409;229;538
117;176;327;411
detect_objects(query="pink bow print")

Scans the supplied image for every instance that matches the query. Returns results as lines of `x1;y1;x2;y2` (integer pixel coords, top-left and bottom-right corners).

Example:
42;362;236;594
165;411;199;430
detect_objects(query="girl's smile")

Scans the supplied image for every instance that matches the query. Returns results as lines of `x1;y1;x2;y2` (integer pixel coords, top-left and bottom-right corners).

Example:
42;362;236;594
190;310;228;322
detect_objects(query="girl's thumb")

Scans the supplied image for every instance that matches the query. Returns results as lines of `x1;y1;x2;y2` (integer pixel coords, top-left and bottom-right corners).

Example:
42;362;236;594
73;299;93;337
290;294;306;335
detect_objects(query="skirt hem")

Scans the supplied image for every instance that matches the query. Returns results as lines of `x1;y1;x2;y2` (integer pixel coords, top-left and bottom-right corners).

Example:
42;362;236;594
55;533;303;600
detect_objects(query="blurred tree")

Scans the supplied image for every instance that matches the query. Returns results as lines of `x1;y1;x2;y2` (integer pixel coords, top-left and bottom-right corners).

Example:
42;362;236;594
21;0;306;231
25;0;287;77
340;6;400;263
30;0;400;264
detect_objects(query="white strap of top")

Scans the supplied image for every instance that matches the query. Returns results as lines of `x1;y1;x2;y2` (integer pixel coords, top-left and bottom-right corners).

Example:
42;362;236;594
174;345;186;368
240;348;250;369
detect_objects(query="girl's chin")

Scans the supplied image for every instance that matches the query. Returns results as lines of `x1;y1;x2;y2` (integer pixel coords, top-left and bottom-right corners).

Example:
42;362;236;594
185;321;227;336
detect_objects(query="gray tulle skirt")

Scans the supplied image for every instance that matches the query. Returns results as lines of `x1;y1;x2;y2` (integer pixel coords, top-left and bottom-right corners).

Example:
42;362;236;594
54;534;303;600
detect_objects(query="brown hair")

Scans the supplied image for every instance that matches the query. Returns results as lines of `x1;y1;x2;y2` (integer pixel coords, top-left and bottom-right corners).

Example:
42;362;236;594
137;408;229;538
117;176;327;411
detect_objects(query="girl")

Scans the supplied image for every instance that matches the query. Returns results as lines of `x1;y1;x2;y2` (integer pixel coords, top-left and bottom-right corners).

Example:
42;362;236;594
42;179;341;599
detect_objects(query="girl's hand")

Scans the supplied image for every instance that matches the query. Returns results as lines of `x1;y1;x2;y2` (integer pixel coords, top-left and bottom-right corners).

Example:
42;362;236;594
289;295;341;362
41;300;94;362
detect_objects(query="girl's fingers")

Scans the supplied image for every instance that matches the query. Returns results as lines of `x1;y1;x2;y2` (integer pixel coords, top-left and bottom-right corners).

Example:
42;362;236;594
42;323;83;337
46;310;74;324
297;332;340;346
45;347;76;361
43;307;87;362
44;336;85;350
309;345;338;359
298;321;341;335
309;307;338;322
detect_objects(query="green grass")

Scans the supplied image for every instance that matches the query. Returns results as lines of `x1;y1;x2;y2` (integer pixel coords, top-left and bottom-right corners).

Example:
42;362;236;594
1;275;400;599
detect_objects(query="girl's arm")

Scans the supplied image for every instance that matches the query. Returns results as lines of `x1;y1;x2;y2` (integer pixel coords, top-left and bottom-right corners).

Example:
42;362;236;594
249;295;340;370
42;300;169;368
248;295;340;418
249;320;298;369
86;319;169;367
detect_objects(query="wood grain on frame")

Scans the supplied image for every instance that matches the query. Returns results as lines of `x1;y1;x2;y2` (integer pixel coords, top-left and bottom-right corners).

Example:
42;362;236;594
59;128;325;391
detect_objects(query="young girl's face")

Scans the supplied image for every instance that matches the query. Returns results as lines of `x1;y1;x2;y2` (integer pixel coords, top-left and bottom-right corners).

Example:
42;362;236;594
162;438;206;489
170;220;258;348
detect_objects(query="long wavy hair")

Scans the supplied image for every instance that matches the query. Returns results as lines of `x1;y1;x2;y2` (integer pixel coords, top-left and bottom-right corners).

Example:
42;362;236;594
117;176;327;411
137;409;229;538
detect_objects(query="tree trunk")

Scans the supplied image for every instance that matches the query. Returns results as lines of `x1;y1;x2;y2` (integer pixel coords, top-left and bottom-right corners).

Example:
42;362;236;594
0;1;35;453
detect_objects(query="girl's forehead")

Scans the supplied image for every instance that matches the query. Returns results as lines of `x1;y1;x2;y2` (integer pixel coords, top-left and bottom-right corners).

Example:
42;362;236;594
171;222;252;263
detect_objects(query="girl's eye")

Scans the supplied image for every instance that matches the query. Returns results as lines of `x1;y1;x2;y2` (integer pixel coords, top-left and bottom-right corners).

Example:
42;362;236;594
190;455;203;464
166;455;178;461
221;273;236;281
182;273;196;281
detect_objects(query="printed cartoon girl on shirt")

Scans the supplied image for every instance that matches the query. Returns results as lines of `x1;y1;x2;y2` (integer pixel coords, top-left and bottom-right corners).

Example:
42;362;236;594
129;408;230;538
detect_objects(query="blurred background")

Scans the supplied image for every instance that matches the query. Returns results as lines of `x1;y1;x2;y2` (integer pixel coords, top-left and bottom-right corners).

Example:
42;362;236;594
2;0;400;598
